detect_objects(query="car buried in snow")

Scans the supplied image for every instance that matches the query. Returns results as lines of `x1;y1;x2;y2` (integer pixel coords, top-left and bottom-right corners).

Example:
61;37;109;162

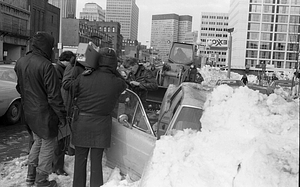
105;82;212;181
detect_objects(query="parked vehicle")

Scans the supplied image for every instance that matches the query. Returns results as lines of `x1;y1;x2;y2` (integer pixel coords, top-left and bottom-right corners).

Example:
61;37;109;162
215;79;245;88
266;80;299;96
0;64;22;124
105;82;211;181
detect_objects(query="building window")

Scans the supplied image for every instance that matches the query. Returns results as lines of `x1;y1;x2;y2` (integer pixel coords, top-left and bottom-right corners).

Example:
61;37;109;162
276;15;288;23
273;61;283;68
262;15;274;22
261;33;273;41
259;51;271;59
274;33;286;41
286;53;297;60
108;27;111;32
290;15;300;23
290;6;300;14
277;0;289;4
263;0;275;3
250;0;262;3
249;14;261;21
112;27;115;32
261;23;273;31
248;23;260;30
245;59;257;67
273;52;285;59
249;5;262;12
273;42;286;50
291;0;300;5
247;41;259;49
263;5;275;13
277;6;289;13
246;50;258;58
260;42;272;50
275;24;287;32
247;32;259;40
287;43;298;51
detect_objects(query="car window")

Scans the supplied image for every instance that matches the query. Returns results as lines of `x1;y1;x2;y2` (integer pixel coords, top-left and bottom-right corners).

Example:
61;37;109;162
0;68;17;82
113;89;154;136
171;106;203;132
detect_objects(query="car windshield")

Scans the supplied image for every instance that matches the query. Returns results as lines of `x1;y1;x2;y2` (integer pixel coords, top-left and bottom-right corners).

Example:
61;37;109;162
169;43;193;65
172;106;203;131
0;68;17;83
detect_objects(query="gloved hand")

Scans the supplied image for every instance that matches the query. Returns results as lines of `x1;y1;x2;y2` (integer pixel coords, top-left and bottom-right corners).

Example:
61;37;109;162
59;117;67;128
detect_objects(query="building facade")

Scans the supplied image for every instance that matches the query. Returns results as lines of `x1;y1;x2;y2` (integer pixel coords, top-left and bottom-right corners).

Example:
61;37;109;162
48;0;76;18
62;18;123;57
199;12;229;67
151;14;193;62
229;0;300;73
106;0;139;40
0;0;60;63
79;2;105;22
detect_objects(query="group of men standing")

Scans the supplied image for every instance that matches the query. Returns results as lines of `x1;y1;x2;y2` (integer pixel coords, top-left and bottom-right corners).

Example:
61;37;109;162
13;32;132;187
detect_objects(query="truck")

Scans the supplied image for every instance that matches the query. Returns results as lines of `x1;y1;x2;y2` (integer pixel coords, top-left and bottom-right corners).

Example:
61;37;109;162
146;42;203;110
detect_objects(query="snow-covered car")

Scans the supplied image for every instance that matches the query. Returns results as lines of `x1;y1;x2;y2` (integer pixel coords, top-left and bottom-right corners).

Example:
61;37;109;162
266;80;299;96
215;79;245;88
105;82;210;181
0;64;21;124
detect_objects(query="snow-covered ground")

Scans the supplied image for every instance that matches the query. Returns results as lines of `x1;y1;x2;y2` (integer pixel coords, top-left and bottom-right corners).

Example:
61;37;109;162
0;67;299;187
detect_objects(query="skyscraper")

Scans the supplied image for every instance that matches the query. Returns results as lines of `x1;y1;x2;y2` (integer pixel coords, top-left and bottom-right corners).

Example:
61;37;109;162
151;14;192;62
48;0;76;18
229;0;300;72
106;0;139;40
80;3;105;22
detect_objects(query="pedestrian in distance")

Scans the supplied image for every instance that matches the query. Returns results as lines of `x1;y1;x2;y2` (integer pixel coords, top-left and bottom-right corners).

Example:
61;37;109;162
71;47;127;187
241;74;248;85
51;50;76;176
123;57;158;108
14;32;67;187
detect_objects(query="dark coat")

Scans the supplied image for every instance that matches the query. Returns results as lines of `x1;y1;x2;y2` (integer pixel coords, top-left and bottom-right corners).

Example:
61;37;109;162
52;61;65;85
127;65;158;104
14;32;66;139
72;62;127;148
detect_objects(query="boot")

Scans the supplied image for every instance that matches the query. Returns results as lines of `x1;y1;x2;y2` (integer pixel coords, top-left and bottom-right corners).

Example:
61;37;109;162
35;172;58;187
26;165;36;186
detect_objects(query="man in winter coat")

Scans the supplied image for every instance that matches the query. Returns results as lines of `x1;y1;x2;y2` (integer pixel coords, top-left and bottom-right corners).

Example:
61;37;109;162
123;57;158;108
71;47;127;187
52;51;76;176
14;32;66;187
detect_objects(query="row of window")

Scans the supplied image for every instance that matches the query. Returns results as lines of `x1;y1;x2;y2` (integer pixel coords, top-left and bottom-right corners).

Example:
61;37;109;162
250;5;300;14
201;15;229;19
201;33;228;37
201;22;228;25
246;50;298;60
250;0;300;5
246;59;298;69
201;27;229;31
248;23;299;33
249;14;300;24
247;32;298;42
247;41;298;51
79;24;117;33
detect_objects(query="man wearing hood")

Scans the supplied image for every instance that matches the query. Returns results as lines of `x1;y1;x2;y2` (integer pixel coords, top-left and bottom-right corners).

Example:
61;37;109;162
71;47;127;187
14;32;66;187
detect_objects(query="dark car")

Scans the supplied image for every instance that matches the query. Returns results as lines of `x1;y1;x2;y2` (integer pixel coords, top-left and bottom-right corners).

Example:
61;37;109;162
215;79;245;88
0;64;22;124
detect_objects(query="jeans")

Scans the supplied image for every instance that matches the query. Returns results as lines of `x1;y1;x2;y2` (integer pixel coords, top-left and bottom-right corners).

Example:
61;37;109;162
52;137;66;171
27;133;55;175
73;146;104;187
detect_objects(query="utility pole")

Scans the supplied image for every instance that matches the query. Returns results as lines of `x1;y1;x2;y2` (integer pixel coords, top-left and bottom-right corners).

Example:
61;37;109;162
227;28;234;79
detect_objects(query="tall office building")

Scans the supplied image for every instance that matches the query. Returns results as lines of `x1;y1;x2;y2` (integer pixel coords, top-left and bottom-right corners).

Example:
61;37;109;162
229;0;300;72
80;3;105;21
106;0;139;40
48;0;76;18
151;14;192;62
199;12;229;66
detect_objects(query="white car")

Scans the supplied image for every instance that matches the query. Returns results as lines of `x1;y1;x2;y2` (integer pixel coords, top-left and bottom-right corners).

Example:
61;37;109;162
105;82;210;181
0;64;21;124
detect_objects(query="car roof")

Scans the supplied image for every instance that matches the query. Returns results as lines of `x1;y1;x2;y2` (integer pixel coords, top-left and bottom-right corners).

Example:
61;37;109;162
0;64;15;69
178;82;211;108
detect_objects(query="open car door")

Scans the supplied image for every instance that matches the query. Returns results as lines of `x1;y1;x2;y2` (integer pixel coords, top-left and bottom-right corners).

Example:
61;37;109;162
105;89;157;181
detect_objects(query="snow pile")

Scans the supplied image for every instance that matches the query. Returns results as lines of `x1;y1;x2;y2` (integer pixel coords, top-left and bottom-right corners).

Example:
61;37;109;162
138;85;299;187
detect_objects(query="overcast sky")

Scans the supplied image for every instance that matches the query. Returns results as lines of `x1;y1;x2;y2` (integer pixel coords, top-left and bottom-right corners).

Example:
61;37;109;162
76;0;231;47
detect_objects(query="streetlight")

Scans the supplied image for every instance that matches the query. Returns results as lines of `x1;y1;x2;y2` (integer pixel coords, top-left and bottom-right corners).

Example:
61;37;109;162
227;27;234;79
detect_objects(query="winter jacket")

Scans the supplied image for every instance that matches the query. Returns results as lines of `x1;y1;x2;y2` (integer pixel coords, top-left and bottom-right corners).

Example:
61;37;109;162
14;32;66;139
53;61;65;86
71;49;127;148
127;65;158;104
